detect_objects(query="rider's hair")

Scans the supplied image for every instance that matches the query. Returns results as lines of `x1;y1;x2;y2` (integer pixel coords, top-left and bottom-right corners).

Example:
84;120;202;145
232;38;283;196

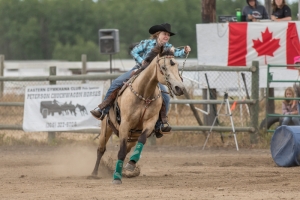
150;31;161;39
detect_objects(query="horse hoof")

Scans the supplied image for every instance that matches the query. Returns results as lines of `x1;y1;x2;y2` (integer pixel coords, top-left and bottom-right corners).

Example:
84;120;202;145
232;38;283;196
124;162;135;172
112;179;122;184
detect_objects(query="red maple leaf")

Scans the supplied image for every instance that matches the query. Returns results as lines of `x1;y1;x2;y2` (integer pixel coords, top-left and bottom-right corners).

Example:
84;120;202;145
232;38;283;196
252;27;280;65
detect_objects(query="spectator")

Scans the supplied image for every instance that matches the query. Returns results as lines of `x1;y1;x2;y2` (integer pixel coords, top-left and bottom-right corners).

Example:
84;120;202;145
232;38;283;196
271;0;292;21
242;0;269;22
293;56;300;115
281;87;300;125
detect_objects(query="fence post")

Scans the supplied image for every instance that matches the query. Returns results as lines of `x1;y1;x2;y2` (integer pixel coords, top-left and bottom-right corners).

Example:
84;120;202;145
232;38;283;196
184;91;203;126
251;61;259;144
81;54;87;83
0;55;4;98
203;88;216;126
48;66;56;142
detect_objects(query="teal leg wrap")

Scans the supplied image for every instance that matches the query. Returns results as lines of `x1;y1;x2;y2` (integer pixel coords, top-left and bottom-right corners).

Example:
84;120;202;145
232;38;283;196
129;142;144;163
113;160;123;180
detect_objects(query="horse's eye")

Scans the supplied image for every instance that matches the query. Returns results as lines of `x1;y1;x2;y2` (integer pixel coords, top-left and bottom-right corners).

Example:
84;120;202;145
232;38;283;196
170;60;175;66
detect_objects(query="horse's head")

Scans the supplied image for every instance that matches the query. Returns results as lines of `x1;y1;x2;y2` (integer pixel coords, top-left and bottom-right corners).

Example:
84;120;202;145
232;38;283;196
154;46;185;97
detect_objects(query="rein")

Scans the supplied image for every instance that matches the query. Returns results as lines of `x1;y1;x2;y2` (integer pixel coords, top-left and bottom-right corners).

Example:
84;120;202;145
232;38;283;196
126;73;161;122
156;55;176;98
175;46;189;77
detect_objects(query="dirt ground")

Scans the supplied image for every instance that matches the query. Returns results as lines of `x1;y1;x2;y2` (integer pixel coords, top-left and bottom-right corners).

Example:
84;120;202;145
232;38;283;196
1;142;300;200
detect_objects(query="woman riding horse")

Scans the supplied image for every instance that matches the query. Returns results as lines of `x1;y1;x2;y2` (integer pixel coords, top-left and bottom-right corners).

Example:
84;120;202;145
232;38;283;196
90;44;186;184
90;23;191;138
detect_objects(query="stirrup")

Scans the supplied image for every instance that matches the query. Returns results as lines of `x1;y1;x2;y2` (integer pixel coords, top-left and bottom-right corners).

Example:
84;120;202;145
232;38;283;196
154;130;164;138
159;122;172;134
99;113;106;120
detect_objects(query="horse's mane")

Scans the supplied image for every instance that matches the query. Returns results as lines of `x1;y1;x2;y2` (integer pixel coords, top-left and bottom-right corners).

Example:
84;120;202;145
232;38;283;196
142;45;174;68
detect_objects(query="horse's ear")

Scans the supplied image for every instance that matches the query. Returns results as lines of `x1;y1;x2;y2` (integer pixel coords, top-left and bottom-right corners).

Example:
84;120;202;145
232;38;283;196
159;45;164;56
158;45;165;56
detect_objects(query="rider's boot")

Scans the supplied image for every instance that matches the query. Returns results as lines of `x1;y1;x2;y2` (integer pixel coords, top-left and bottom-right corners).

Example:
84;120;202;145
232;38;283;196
154;120;172;138
90;109;106;120
90;87;122;121
154;100;171;138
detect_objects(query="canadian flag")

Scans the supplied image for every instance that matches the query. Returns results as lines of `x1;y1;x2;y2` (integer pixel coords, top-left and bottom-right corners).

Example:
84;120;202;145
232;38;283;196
196;22;300;67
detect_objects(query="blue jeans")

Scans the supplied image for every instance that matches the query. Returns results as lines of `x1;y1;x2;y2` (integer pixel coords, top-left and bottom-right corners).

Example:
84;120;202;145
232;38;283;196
282;116;300;125
99;65;170;129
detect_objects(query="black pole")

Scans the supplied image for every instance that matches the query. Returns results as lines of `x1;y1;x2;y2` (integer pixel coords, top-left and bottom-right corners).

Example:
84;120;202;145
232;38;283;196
241;72;253;116
110;54;112;85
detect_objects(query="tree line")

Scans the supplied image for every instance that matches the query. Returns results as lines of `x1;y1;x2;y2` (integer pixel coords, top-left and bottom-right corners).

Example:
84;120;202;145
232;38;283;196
0;0;298;61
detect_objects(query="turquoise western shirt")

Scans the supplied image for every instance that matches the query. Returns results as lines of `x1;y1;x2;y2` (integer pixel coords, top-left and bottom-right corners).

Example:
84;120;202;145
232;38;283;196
130;39;186;65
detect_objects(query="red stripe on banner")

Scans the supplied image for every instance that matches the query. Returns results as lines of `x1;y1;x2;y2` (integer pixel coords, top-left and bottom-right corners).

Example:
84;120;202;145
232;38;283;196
286;22;300;69
228;23;248;66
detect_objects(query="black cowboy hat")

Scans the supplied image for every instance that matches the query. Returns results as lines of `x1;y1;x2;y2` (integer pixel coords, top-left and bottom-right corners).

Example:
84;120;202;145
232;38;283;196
148;23;176;36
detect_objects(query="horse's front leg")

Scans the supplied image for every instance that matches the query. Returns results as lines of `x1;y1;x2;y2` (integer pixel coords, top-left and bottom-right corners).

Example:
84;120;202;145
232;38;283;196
112;123;130;185
124;121;155;172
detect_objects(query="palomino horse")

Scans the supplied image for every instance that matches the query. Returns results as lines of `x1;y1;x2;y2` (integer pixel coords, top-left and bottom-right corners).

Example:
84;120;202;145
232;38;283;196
90;45;186;184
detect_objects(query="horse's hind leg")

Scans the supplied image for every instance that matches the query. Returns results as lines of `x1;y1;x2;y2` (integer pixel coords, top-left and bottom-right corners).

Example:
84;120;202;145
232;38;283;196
125;128;150;172
90;119;113;177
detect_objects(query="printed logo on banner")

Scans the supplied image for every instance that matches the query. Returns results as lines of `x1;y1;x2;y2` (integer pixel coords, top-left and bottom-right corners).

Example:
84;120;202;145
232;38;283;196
22;84;103;132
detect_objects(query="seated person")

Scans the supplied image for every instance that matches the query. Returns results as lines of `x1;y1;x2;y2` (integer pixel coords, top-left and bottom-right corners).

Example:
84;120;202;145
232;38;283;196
242;0;269;22
271;0;292;21
281;87;300;125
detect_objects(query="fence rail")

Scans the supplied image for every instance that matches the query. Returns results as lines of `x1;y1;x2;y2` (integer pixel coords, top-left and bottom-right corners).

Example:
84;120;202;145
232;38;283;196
0;57;260;144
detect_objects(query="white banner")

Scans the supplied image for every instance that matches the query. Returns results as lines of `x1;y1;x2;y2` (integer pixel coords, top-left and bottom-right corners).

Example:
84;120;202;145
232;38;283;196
22;84;104;132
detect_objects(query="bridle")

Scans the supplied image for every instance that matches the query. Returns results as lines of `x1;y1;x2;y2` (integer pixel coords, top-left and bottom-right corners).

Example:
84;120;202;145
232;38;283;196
156;54;182;98
127;54;182;122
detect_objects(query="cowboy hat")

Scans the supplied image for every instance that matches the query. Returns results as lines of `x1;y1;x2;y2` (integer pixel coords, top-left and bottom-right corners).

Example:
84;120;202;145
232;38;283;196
149;23;176;36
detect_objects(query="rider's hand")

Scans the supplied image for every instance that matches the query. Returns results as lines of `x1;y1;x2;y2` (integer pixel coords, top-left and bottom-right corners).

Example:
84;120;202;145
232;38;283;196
184;46;191;53
142;60;147;66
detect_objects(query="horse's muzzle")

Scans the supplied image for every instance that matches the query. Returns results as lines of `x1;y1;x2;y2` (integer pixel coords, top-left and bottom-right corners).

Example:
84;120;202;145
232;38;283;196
174;86;184;96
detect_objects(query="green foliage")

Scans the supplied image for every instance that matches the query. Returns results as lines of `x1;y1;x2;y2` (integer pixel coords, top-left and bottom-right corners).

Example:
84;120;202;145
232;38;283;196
0;0;297;61
52;35;104;61
0;0;202;61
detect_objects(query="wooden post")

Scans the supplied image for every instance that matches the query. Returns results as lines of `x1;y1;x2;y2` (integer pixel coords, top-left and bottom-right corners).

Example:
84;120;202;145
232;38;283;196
267;88;275;114
250;61;259;144
201;0;216;126
0;55;4;98
184;91;203;126
264;0;272;19
201;0;216;23
48;66;56;143
81;54;87;83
